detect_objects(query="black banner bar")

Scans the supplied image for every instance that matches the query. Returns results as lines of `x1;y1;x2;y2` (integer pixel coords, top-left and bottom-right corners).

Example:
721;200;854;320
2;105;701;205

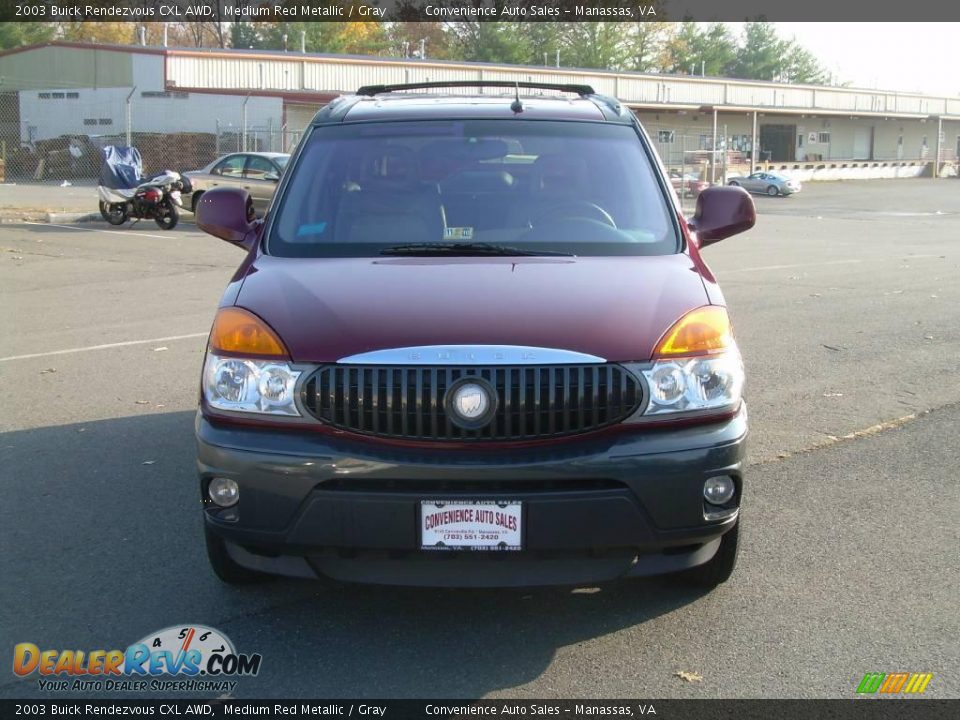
2;0;960;23
0;700;957;720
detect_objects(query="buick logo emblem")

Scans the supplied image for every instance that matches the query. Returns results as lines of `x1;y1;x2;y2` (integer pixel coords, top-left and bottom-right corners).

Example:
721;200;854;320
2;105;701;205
445;378;497;429
454;383;488;419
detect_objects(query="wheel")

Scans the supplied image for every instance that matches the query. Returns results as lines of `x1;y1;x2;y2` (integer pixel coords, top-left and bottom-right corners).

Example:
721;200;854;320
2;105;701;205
204;525;273;585
154;200;179;230
190;191;204;213
678;519;739;589
766;185;779;196
101;202;128;225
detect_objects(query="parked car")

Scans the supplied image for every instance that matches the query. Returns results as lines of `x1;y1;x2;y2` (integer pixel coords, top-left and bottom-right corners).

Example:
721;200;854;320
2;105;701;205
184;152;289;214
194;81;756;590
728;171;801;196
669;169;711;197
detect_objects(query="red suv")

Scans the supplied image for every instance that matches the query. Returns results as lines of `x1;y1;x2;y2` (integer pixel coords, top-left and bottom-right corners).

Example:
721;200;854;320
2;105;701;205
195;82;756;589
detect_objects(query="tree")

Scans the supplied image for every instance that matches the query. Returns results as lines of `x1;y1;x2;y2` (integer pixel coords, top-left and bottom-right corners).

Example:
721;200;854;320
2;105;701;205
660;21;700;74
624;21;671;72
0;22;56;51
728;21;789;81
782;44;831;84
561;22;629;70
448;20;529;64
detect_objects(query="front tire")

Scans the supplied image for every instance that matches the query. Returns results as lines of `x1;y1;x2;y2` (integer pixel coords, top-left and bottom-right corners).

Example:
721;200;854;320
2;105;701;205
728;180;740;187
766;185;779;197
678;519;740;589
154;200;179;230
100;201;128;225
204;525;273;585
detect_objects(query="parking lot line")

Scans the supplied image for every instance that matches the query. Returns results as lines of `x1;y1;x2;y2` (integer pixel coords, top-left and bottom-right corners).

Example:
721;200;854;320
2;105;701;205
0;332;209;363
720;259;863;274
23;221;180;240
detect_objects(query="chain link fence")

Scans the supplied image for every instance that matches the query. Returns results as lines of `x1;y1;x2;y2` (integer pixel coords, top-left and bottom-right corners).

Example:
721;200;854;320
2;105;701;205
0;85;309;184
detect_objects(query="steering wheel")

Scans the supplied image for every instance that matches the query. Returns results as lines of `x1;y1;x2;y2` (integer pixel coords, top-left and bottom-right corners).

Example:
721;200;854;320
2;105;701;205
530;201;617;229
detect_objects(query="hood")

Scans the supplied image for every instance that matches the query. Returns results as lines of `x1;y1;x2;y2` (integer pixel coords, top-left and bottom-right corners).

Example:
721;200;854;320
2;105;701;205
235;254;710;363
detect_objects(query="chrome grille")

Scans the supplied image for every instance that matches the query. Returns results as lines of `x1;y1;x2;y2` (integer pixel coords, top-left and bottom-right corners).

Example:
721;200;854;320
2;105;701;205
302;365;642;441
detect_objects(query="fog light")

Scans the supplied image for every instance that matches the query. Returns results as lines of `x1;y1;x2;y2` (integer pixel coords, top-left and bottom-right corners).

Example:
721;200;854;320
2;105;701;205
208;477;239;507
703;475;735;505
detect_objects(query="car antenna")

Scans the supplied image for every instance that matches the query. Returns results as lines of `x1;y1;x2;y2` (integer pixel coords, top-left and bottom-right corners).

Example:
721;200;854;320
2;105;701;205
510;82;524;114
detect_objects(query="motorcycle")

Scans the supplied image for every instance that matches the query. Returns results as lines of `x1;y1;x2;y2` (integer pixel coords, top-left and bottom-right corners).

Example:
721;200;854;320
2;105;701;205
97;146;191;230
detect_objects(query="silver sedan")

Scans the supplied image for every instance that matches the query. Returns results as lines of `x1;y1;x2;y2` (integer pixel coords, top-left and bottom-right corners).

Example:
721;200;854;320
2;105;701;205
184;152;289;214
728;171;801;196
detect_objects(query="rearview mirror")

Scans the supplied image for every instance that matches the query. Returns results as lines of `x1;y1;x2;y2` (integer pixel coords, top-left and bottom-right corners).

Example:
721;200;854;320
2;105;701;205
196;187;257;250
687;186;756;247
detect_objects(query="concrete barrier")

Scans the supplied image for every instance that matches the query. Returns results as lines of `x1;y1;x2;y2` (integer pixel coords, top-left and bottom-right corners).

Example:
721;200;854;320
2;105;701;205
751;160;936;182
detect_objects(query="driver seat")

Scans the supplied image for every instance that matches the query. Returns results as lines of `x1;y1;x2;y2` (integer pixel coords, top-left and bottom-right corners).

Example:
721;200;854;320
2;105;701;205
510;153;592;228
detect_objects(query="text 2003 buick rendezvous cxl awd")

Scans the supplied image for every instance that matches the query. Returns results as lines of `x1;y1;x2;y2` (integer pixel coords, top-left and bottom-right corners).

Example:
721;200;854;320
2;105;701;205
195;82;757;589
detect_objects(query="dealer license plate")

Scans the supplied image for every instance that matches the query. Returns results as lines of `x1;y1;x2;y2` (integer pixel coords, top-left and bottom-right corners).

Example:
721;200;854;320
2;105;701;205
420;500;523;551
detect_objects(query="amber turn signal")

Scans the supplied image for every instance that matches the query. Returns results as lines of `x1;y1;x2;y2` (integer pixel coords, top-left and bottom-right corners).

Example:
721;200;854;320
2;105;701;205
208;307;288;358
654;306;732;357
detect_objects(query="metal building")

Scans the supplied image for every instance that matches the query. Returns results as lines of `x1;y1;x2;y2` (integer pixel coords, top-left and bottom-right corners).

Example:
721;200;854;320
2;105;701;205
2;41;958;182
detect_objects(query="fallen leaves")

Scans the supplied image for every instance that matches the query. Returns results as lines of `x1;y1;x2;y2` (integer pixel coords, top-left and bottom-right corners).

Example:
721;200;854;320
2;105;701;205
675;670;703;683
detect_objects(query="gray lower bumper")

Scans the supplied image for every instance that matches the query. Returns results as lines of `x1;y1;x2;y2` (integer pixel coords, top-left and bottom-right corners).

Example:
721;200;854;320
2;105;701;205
197;408;747;586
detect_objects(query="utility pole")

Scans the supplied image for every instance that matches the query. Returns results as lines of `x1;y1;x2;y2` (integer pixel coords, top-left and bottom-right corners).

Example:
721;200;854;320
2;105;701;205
419;38;426;60
125;86;137;147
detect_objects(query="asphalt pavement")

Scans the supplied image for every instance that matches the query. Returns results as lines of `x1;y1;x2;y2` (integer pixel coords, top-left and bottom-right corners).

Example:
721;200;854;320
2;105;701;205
0;179;958;699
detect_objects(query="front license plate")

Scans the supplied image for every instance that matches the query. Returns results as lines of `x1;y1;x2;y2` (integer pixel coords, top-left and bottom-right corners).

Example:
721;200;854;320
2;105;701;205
420;500;522;551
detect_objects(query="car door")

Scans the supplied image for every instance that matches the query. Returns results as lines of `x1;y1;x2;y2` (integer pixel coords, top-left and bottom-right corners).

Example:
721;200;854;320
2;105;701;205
741;173;761;192
242;156;281;214
208;154;248;192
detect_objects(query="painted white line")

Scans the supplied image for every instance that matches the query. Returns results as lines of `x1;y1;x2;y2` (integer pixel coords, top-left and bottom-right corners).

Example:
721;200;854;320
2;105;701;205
719;259;863;274
23;221;174;240
0;332;208;363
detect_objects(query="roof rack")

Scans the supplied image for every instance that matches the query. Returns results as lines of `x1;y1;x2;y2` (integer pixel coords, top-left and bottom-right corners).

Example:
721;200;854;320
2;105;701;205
355;81;596;97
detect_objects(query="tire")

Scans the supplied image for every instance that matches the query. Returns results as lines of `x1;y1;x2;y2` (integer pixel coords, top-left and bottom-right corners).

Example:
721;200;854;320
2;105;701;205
728;180;740;187
101;202;128;226
678;519;740;589
154;200;179;230
766;185;779;197
190;191;204;213
204;525;273;585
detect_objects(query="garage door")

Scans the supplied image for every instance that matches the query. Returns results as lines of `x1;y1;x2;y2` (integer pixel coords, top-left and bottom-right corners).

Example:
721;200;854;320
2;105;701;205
283;103;325;149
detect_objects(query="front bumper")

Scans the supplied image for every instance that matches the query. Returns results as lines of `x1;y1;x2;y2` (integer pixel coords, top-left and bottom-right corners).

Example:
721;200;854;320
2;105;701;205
197;408;747;587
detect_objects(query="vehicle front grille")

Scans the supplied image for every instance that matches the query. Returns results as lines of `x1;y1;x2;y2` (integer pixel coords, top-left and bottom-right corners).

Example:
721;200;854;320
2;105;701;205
303;365;642;441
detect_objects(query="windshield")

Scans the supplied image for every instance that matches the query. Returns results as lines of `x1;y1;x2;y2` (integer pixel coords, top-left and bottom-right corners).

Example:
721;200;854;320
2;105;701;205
267;120;678;258
274;156;289;170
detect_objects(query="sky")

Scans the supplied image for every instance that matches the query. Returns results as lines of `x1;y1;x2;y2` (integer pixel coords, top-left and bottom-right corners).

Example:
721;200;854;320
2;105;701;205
770;23;960;97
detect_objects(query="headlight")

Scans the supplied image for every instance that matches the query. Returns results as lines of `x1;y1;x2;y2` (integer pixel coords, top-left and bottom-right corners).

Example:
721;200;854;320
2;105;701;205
638;349;743;416
203;353;301;416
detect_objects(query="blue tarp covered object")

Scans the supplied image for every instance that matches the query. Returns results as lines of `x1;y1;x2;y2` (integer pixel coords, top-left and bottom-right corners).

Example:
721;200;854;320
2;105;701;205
99;146;144;190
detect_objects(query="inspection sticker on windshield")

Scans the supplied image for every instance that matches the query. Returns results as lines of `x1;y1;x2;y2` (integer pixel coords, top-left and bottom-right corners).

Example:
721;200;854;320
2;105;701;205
420;500;522;551
443;226;474;241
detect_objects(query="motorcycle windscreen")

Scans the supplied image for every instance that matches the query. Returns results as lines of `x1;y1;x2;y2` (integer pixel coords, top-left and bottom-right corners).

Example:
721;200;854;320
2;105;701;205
99;146;144;190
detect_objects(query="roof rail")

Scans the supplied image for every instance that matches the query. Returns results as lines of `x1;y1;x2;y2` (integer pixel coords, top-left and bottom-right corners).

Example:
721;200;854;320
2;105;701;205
356;81;596;97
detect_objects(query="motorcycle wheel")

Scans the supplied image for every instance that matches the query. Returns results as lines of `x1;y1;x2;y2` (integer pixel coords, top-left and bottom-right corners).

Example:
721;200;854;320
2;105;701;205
154;200;179;230
101;201;128;226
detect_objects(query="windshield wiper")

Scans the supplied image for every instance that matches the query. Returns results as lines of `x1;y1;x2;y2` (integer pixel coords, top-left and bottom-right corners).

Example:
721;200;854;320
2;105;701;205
379;242;574;257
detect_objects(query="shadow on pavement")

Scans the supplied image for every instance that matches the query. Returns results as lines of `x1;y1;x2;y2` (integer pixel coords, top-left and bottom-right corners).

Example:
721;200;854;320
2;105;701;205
0;411;709;698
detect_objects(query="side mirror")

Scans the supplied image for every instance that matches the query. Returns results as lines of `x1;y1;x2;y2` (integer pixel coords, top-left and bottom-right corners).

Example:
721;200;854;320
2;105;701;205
687;185;756;247
196;187;257;250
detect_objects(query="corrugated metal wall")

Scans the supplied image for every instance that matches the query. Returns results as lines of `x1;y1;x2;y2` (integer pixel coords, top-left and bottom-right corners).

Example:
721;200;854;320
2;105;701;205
165;53;959;119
